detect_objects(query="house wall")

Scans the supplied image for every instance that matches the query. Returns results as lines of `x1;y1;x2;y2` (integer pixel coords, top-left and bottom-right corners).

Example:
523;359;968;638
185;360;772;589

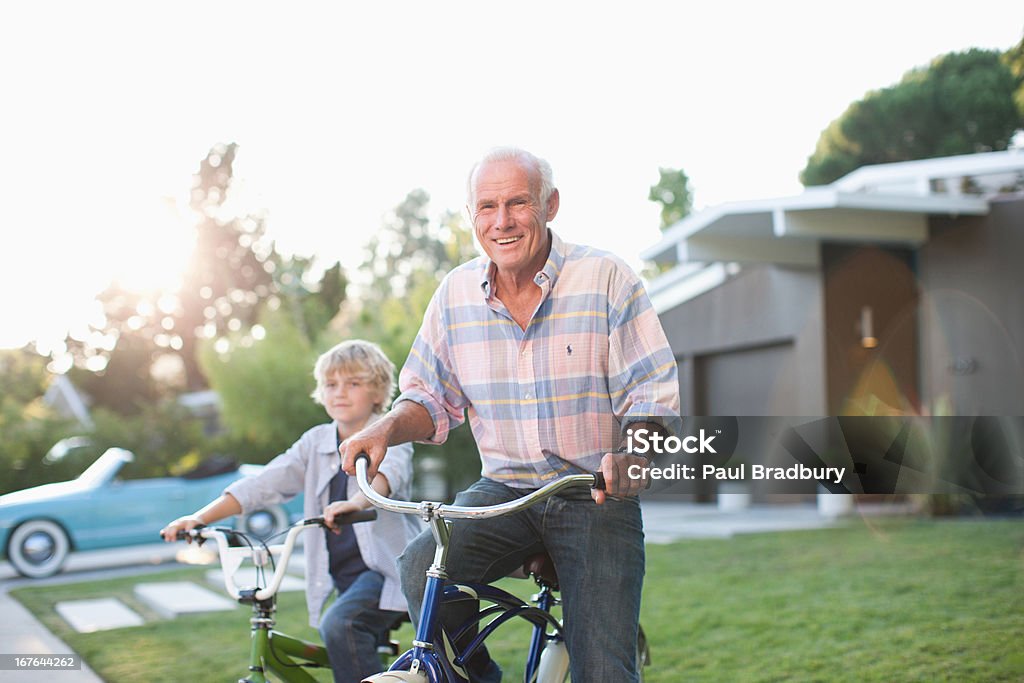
657;264;828;417
655;265;827;501
918;196;1024;414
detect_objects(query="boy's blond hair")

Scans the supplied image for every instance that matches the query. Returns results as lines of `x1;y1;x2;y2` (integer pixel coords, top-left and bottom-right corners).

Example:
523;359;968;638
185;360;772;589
311;340;396;414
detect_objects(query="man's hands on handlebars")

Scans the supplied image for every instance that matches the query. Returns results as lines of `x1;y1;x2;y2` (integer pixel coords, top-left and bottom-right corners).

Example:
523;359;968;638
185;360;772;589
339;419;391;479
593;452;649;505
341;400;436;478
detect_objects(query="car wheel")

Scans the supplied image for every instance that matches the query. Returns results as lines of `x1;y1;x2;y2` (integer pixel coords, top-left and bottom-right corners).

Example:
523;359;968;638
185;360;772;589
7;519;71;578
236;505;289;540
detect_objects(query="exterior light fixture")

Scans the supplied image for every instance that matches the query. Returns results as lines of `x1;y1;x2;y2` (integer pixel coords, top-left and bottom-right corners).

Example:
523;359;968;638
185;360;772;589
860;306;878;349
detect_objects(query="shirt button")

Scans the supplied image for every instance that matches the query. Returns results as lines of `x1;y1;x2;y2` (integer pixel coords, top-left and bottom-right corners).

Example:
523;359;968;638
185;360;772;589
524;392;532;399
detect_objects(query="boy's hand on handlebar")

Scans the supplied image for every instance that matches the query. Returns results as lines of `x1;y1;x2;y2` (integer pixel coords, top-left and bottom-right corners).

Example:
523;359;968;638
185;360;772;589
592;452;648;505
160;515;205;542
322;500;362;533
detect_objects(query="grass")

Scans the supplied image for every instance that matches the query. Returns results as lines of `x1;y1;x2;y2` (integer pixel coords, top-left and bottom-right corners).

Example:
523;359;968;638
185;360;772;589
10;518;1024;682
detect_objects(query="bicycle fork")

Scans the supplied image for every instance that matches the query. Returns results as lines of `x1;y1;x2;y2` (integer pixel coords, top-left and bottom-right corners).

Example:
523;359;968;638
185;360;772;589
241;598;327;683
241;599;277;683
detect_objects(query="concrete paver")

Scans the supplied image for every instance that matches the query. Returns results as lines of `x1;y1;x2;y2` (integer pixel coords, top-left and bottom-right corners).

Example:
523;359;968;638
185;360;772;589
55;598;145;633
133;581;236;618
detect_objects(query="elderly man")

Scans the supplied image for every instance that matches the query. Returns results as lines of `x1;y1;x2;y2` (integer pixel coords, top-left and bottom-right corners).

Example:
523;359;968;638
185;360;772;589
342;147;679;682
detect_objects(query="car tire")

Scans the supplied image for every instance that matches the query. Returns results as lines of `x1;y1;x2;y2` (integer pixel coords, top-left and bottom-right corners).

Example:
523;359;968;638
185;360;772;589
236;505;290;540
7;519;71;578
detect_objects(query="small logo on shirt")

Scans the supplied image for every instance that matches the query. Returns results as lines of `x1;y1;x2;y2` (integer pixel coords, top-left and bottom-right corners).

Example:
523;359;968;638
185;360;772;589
566;344;573;356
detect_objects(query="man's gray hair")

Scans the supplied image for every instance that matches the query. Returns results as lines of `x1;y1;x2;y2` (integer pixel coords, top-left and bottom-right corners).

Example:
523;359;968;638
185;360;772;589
466;146;556;208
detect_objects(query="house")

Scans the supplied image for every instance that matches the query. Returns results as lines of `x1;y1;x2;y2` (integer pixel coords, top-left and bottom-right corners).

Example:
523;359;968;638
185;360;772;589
43;374;94;429
641;150;1024;502
43;377;224;436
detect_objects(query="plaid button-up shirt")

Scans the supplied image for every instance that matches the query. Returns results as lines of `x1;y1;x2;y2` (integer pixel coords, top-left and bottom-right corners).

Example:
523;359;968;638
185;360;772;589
396;230;680;488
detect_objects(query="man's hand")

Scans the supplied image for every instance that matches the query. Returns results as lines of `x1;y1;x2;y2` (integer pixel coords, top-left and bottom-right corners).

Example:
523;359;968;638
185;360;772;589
340;419;392;479
160;515;205;543
592;452;649;505
322;500;362;534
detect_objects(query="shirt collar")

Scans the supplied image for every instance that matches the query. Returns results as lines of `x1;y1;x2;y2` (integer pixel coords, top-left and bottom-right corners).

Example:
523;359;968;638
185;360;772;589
479;229;566;297
320;414;382;456
319;423;340;455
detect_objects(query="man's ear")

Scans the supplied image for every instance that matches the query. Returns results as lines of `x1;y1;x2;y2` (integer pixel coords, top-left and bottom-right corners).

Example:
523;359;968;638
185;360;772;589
545;188;560;222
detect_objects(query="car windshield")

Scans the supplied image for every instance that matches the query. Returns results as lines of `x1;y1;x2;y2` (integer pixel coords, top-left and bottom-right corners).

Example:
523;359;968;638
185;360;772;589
77;449;132;487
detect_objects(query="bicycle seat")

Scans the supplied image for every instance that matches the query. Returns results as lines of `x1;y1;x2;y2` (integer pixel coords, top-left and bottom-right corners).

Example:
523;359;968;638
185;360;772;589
522;552;559;589
376;612;410;657
385;611;411;631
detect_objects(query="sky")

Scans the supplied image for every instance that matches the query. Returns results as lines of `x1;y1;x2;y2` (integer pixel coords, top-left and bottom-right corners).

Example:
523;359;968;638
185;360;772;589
1;1;1022;354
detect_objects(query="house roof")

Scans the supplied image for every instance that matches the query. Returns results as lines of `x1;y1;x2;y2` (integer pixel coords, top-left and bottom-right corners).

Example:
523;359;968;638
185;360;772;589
641;187;989;268
833;149;1024;195
641;149;1024;312
44;375;94;429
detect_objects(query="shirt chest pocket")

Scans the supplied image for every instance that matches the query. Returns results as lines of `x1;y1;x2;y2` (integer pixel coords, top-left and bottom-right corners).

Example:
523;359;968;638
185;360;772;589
549;337;608;399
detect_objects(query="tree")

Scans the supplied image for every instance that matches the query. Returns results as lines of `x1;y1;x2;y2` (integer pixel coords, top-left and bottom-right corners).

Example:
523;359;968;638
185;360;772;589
198;309;326;460
801;49;1023;186
271;257;347;346
360;190;465;301
648;167;693;229
0;347;77;494
65;143;346;414
347;191;481;497
351;193;477;366
1003;32;1024;121
172;142;277;390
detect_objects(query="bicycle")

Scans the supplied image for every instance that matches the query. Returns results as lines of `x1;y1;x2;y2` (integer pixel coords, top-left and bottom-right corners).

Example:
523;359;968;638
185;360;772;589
174;511;390;683
353;455;651;683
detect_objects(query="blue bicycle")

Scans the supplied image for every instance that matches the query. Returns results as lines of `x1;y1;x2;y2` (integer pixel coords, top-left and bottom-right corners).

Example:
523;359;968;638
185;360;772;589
354;455;650;683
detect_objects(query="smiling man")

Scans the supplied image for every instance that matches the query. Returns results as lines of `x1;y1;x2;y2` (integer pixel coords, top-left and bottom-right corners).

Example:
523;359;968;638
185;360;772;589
342;147;679;682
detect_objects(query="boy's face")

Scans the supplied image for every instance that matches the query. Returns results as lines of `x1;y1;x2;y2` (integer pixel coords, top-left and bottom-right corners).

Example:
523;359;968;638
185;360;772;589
321;370;381;430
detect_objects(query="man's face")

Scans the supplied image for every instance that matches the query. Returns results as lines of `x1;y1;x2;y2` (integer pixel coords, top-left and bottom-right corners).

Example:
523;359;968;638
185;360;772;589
470;159;558;278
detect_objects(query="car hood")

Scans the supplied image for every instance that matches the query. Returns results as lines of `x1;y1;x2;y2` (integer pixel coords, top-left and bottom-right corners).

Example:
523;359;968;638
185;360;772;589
0;479;88;507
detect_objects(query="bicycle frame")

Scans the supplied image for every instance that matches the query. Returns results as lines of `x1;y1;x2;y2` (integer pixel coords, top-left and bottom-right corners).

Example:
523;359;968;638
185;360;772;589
355;456;595;683
186;519;364;683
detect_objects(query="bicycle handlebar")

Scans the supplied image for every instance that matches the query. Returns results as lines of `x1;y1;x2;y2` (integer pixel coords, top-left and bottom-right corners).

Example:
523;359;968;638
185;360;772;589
174;511;376;602
354;454;602;521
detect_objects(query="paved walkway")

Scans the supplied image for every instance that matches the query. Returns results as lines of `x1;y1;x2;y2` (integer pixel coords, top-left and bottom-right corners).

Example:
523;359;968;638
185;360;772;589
642;501;837;542
0;543;185;683
0;502;908;681
0;589;104;682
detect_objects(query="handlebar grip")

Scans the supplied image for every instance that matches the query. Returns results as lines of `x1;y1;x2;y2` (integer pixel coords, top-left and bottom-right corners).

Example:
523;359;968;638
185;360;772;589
306;510;378;528
339;509;378;524
169;524;205;541
592;471;605;490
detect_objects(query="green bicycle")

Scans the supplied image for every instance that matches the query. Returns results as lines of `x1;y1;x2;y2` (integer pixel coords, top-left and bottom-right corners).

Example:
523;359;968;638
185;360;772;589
175;512;382;683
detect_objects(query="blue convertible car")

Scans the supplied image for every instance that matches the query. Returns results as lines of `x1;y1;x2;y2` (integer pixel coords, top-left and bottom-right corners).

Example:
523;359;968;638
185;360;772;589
0;443;304;578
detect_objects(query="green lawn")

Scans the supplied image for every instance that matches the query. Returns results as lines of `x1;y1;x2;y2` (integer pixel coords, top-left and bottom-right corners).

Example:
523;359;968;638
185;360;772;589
11;518;1024;682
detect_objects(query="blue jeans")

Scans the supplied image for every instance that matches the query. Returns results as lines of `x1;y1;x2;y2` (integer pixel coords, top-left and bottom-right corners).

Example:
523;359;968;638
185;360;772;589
397;478;645;683
319;569;405;683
